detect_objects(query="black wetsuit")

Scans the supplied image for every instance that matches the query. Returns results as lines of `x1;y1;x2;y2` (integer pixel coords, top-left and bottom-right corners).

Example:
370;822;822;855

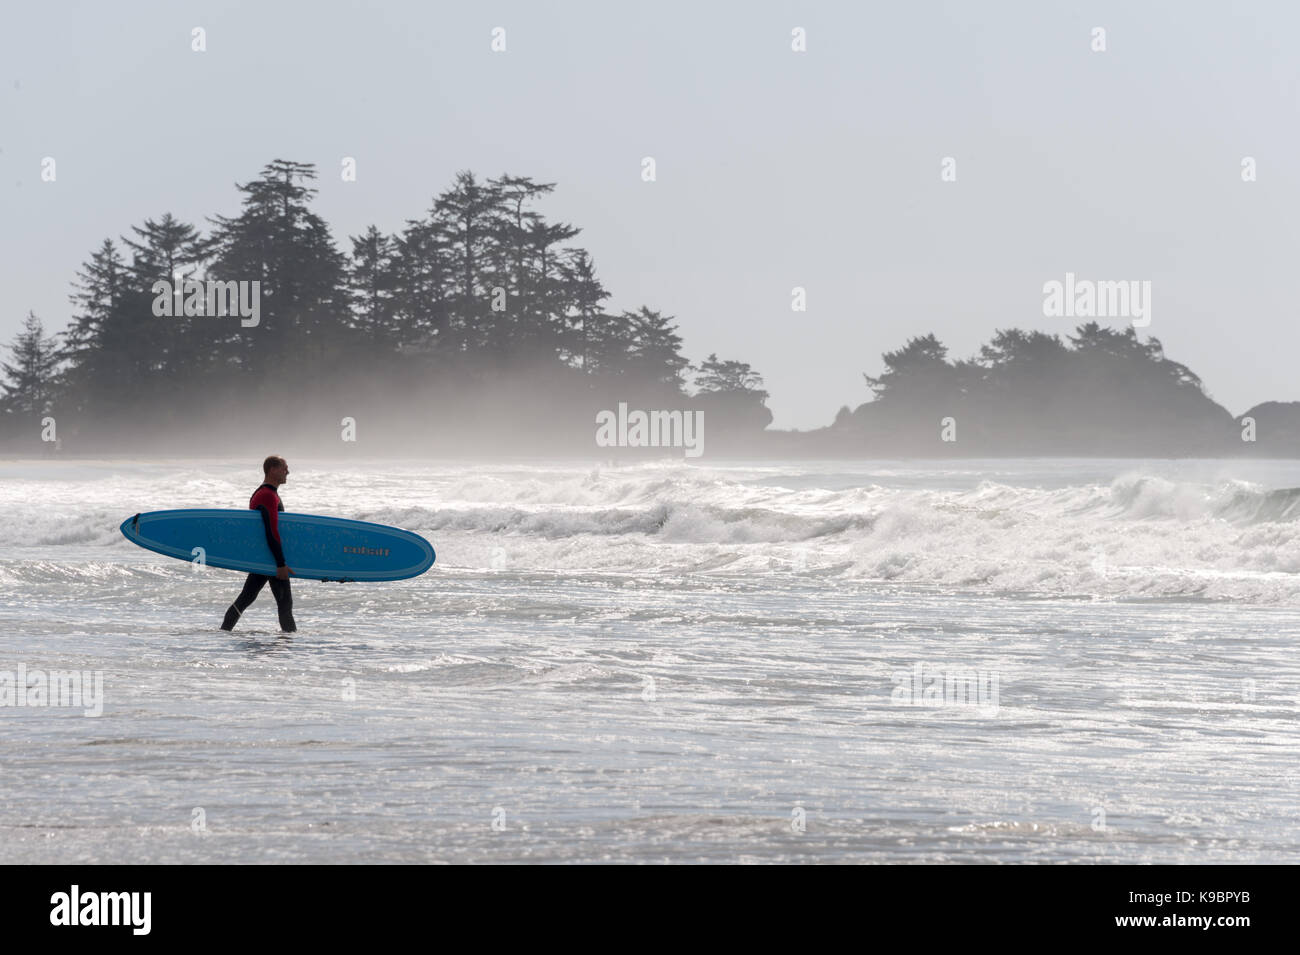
220;483;296;632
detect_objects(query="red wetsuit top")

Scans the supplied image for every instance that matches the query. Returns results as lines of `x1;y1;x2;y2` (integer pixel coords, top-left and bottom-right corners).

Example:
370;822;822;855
249;483;287;568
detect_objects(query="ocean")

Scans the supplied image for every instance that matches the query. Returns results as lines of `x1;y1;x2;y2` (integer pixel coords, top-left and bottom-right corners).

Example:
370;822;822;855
1;457;1297;863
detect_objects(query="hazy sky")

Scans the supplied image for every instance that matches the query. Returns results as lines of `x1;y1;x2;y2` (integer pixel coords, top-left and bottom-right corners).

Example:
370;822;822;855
3;1;1298;429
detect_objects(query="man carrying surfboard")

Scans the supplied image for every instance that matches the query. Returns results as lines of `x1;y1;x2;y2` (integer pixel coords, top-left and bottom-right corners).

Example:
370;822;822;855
220;456;297;633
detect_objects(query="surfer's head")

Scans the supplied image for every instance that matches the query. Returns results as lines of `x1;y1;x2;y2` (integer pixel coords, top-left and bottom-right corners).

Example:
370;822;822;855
264;455;289;486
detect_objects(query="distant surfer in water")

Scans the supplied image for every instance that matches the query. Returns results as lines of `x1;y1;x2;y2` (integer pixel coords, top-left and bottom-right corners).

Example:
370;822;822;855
220;455;297;633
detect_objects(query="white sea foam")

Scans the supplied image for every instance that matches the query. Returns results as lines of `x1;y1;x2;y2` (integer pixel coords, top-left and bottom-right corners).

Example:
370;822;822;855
7;459;1300;603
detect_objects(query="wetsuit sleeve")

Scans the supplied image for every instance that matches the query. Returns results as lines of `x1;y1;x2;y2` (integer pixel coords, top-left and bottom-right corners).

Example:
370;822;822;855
255;503;287;567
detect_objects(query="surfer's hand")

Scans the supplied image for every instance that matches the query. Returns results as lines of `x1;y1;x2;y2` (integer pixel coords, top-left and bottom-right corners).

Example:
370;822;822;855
277;565;292;580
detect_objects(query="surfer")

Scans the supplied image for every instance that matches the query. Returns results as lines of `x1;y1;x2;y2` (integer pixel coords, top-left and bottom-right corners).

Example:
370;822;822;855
220;456;297;633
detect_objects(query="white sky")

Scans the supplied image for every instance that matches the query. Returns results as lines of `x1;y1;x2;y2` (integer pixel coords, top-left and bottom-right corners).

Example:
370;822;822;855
2;0;1298;428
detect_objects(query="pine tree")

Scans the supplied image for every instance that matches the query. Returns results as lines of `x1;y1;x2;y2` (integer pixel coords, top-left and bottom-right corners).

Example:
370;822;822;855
347;225;399;354
429;171;504;356
627;307;690;395
1;312;61;416
694;353;769;399
862;334;954;406
489;174;554;351
208;160;349;381
120;212;216;388
522;218;581;362
562;249;609;371
62;239;135;414
693;353;773;431
584;310;638;382
390;218;453;352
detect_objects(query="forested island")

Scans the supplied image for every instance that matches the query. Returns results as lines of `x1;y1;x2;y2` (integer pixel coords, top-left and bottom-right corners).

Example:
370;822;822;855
1;159;1292;457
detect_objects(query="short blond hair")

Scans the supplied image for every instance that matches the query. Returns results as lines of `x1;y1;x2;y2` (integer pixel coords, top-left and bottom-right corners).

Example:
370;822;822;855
263;455;286;476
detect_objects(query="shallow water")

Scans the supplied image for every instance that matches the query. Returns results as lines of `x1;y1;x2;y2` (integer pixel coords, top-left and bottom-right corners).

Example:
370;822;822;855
1;458;1297;862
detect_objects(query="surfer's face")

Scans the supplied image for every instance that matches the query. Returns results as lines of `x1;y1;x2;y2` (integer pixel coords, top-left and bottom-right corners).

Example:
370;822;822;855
269;461;289;485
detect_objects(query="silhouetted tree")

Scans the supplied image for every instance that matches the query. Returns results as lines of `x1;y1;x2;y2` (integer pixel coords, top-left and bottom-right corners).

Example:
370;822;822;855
429;171;503;356
626;308;690;395
1;312;60;416
61;239;136;415
863;333;958;409
563;249;610;371
120;212;218;388
347;225;400;355
389;217;453;352
584;310;638;382
208;159;349;380
695;354;768;396
693;353;773;431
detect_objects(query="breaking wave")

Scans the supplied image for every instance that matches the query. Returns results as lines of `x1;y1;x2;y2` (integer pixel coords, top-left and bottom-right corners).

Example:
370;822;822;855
8;461;1300;603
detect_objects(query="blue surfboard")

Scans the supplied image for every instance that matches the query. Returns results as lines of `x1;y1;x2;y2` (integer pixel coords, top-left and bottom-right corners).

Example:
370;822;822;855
120;509;435;582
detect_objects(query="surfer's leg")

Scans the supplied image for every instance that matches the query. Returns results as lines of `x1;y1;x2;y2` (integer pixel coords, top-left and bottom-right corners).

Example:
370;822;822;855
220;574;269;630
268;577;296;632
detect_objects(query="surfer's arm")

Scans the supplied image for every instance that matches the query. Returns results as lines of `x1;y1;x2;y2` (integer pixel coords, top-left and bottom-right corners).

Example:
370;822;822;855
256;505;287;568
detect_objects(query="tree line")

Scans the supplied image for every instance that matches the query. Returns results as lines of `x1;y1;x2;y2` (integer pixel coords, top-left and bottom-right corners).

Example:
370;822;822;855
1;159;771;450
2;158;1261;455
833;325;1238;454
